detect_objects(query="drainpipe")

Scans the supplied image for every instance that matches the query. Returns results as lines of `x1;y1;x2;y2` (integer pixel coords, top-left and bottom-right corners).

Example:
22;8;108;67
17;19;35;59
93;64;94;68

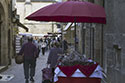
90;25;92;58
92;25;94;60
82;23;85;55
101;0;105;67
90;23;95;59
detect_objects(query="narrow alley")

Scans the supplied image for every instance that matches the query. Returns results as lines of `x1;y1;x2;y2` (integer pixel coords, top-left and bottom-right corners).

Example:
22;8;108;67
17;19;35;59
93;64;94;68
0;0;125;83
0;51;49;83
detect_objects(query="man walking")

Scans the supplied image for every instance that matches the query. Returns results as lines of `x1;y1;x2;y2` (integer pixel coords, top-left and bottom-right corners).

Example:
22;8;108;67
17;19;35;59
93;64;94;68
18;36;38;83
62;37;68;53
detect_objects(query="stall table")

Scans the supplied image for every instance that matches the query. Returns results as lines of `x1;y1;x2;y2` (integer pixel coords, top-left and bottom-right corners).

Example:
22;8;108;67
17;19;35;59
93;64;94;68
56;77;101;83
54;64;103;83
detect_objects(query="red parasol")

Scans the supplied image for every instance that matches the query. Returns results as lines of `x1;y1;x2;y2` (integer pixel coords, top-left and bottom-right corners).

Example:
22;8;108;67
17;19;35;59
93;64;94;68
26;1;106;24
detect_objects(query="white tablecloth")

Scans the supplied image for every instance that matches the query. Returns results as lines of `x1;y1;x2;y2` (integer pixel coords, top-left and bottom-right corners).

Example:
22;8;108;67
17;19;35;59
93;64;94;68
54;65;103;82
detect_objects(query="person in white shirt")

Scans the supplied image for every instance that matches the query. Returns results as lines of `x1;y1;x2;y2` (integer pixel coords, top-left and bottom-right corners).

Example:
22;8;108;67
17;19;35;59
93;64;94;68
40;40;47;55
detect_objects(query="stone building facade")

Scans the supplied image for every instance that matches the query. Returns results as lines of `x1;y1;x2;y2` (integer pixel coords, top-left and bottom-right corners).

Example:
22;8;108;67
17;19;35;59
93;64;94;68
16;0;58;35
103;0;125;83
0;0;14;67
75;0;125;83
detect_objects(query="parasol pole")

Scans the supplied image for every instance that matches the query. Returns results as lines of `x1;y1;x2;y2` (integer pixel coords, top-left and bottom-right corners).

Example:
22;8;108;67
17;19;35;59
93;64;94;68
61;23;64;52
74;17;77;51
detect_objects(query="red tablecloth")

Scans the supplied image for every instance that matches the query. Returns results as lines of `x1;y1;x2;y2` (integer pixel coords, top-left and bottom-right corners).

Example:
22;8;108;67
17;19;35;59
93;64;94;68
56;76;101;83
57;64;98;77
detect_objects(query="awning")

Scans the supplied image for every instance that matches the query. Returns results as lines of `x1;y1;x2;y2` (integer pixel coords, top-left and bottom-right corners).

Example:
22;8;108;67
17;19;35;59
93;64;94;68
63;23;72;31
17;22;28;32
47;32;61;34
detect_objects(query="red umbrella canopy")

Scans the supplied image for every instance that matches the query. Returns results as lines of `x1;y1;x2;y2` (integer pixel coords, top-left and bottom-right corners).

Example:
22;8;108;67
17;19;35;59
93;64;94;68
26;1;106;24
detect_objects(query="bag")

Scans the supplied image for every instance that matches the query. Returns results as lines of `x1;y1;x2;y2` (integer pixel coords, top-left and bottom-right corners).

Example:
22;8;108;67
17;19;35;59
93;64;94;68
15;55;24;64
42;67;53;83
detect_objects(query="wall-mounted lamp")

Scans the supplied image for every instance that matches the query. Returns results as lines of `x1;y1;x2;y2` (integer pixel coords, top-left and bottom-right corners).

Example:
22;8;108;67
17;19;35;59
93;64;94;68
113;44;121;50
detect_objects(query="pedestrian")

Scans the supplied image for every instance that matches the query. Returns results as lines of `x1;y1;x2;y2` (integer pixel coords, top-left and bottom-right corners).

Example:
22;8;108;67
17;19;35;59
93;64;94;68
20;35;28;46
62;37;68;53
47;38;51;50
18;36;38;83
41;40;47;55
47;42;63;82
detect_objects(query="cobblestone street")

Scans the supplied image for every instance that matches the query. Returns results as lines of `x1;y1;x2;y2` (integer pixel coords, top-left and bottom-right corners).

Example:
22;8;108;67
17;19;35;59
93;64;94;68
0;51;49;83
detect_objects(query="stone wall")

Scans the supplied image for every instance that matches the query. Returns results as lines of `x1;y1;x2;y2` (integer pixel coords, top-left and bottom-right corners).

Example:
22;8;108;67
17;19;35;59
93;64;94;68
0;0;13;66
103;0;125;83
76;0;125;82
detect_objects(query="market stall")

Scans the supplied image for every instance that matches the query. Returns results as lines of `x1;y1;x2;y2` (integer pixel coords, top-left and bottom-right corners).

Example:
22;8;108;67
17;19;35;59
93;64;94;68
54;51;103;83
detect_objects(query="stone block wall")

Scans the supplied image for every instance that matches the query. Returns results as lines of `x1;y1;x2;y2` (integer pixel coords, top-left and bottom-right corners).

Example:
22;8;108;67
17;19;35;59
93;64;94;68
0;0;13;66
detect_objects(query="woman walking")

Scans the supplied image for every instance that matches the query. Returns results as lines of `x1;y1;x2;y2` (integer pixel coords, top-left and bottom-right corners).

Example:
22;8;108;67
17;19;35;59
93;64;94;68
47;42;63;82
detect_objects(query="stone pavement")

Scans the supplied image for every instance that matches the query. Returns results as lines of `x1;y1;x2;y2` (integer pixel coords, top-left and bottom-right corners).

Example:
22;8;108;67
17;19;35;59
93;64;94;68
0;50;49;83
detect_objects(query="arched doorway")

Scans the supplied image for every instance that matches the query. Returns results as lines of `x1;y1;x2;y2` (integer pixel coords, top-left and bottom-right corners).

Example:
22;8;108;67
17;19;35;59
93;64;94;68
0;3;5;65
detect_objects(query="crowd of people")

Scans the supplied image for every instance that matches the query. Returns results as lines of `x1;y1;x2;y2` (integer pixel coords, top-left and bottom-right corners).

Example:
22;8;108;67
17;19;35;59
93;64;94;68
18;35;69;83
20;35;69;55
